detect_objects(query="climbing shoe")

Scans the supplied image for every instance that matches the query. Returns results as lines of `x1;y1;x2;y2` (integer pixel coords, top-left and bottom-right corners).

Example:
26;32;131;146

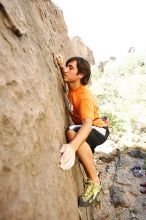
140;182;146;187
78;178;102;207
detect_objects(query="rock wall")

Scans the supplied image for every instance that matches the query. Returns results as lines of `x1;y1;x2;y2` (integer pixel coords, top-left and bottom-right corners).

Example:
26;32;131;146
71;36;95;65
0;0;92;219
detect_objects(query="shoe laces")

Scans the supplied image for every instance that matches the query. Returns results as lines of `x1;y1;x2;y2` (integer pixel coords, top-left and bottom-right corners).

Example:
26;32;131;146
82;179;95;197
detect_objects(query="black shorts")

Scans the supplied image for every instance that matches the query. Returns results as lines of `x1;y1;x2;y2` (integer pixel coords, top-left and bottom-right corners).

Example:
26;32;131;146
68;125;109;153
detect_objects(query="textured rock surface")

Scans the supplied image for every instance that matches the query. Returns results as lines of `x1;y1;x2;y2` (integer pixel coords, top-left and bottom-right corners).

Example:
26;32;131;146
92;149;146;220
71;36;95;65
0;0;92;219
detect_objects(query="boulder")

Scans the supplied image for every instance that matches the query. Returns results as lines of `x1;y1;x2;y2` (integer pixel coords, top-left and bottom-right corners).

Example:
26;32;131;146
0;0;92;219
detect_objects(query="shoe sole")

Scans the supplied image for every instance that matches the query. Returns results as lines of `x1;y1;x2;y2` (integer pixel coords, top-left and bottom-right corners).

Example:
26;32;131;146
78;195;98;207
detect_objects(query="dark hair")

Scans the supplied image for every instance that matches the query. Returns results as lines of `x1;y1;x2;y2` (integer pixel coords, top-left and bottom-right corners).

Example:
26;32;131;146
66;57;91;85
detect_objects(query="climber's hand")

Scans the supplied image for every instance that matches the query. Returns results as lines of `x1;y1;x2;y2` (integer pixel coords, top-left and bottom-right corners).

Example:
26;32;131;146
60;144;75;170
56;54;64;68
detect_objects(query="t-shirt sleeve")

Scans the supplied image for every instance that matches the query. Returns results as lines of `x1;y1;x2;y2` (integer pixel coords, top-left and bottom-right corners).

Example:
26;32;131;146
79;98;94;121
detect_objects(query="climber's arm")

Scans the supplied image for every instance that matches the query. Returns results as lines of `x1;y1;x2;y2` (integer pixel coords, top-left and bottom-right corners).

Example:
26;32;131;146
56;54;68;93
56;54;66;80
60;118;93;170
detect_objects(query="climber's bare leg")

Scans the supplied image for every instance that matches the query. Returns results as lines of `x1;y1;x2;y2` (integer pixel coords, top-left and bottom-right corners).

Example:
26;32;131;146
66;129;100;185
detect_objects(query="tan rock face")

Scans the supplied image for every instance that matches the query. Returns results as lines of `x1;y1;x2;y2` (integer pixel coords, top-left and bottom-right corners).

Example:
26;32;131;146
0;1;92;219
71;36;95;65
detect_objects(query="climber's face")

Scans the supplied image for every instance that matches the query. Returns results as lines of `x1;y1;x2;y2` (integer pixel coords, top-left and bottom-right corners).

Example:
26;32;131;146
64;60;84;84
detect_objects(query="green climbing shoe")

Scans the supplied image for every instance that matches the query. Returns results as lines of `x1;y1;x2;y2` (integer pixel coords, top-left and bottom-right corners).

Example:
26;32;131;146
78;178;102;207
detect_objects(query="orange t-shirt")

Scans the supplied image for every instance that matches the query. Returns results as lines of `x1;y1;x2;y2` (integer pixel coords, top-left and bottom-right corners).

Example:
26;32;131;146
68;85;106;127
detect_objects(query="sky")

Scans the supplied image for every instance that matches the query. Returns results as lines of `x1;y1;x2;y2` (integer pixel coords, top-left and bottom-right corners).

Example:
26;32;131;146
52;0;146;61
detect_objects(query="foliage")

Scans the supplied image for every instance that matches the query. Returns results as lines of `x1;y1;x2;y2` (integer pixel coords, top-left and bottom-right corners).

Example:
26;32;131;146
91;49;146;138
